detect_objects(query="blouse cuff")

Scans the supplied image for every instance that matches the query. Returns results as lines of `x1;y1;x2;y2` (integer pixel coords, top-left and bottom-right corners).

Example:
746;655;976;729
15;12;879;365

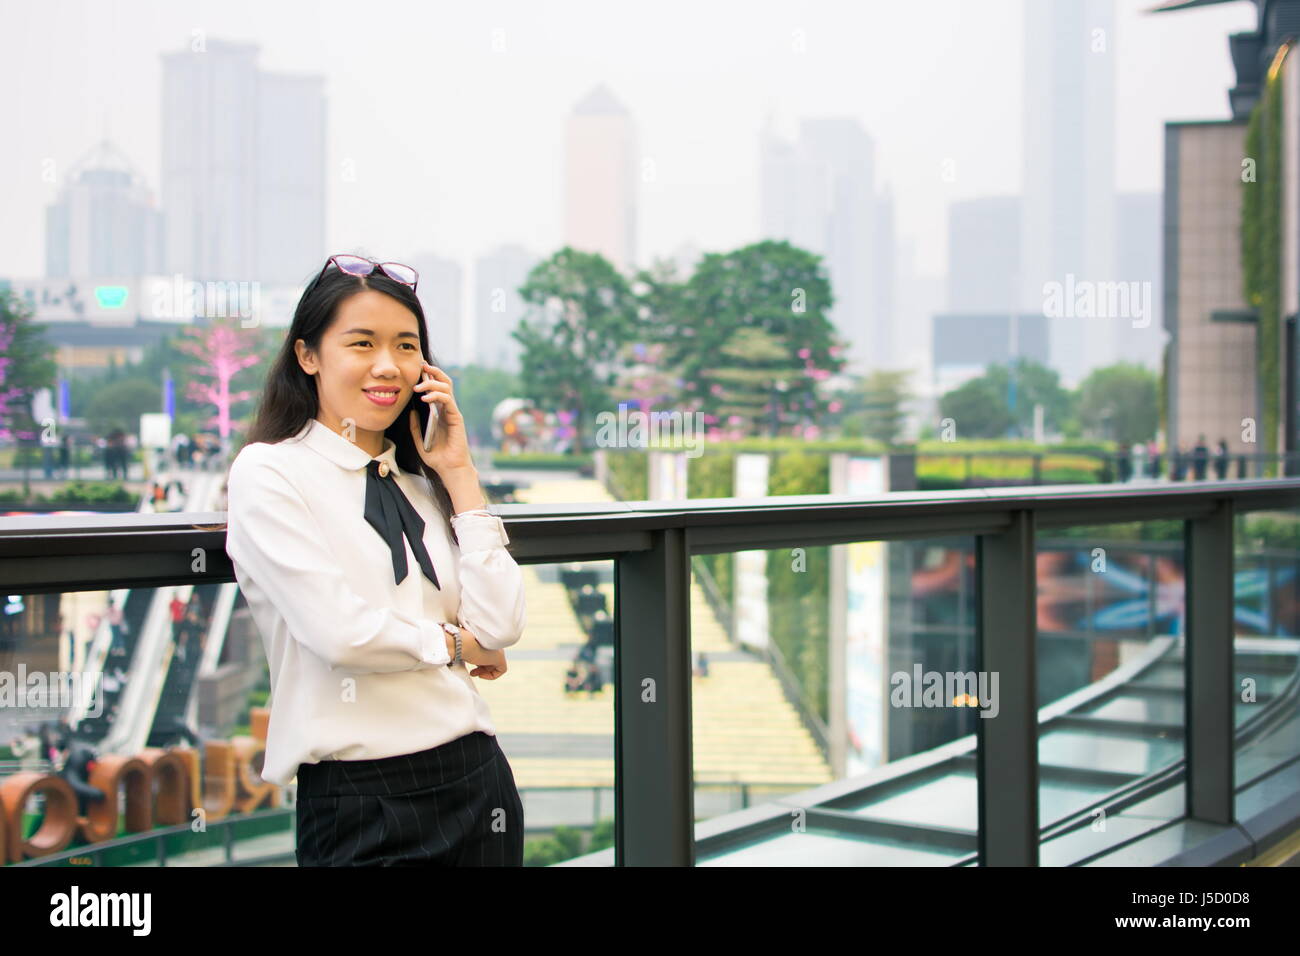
419;618;454;667
450;511;510;551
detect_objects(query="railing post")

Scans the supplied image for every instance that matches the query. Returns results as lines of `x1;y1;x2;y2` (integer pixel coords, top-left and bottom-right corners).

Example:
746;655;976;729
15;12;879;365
615;527;694;866
976;509;1038;865
1185;499;1235;824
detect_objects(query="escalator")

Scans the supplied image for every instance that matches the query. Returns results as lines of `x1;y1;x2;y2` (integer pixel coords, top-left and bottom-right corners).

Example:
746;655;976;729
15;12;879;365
146;583;220;748
70;586;151;744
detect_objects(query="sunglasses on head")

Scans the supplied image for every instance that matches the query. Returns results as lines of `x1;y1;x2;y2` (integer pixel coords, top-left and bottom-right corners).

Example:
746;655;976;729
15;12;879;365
316;254;419;291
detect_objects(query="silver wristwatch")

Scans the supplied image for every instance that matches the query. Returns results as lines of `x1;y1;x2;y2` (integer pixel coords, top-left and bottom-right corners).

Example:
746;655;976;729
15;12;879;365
440;621;462;666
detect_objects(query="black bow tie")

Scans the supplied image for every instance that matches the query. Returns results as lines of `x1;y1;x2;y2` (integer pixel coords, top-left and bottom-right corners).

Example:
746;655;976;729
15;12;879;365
363;459;440;589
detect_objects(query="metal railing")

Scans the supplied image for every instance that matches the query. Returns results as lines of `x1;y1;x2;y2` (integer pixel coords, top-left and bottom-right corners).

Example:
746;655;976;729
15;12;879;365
1;477;1298;865
8;780;817;867
6;806;296;868
914;449;1300;486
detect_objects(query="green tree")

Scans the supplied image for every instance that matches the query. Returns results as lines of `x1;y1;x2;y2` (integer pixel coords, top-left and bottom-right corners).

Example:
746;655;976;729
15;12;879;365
1076;362;1159;445
611;257;696;421
450;363;521;449
938;375;1014;438
86;380;162;436
670;240;845;427
940;358;1072;440
514;247;639;454
607;341;685;430
996;358;1073;437
704;325;792;436
631;257;690;347
845;369;913;446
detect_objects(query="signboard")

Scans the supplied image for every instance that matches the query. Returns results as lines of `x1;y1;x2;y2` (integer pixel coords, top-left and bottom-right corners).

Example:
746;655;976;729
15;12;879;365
841;456;887;775
733;453;770;650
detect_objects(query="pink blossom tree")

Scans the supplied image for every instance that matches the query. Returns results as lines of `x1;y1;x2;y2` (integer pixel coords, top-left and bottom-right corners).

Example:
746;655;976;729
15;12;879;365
174;320;261;446
0;322;29;443
0;290;55;445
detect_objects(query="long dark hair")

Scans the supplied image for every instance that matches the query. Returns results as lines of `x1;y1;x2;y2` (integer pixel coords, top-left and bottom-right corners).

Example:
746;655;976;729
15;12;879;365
241;265;463;540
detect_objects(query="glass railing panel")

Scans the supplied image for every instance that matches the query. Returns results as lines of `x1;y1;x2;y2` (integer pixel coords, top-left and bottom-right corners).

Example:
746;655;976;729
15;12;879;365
0;559;617;868
688;533;978;865
0;582;272;866
475;559;616;866
697;824;970;867
1232;506;1300;820
1033;519;1186;858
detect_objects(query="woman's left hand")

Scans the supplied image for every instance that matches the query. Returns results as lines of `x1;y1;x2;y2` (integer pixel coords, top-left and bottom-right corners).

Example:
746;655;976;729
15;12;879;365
408;363;475;477
469;655;507;680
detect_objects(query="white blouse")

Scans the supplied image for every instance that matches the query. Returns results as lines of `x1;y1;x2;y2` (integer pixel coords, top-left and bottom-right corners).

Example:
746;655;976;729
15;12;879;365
223;417;526;787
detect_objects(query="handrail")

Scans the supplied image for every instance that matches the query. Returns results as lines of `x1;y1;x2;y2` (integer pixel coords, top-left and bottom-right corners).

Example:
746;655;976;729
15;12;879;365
2;478;1297;550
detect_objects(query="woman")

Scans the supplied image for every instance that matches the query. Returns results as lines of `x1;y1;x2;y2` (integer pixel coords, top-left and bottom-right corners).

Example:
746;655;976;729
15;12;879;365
224;253;527;866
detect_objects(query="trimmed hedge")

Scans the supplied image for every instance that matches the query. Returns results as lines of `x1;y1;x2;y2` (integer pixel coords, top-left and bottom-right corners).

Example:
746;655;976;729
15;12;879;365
487;452;594;471
0;481;135;505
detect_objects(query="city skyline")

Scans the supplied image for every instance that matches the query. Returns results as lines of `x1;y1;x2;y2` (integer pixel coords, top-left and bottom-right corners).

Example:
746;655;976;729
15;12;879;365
4;0;1257;285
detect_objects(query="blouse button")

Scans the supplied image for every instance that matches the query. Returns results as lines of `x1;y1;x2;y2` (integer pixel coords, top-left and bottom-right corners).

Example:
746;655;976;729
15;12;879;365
377;461;390;478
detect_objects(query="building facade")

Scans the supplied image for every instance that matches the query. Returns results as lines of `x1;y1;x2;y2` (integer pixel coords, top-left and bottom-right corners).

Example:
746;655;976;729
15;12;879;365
45;141;163;280
1159;0;1300;467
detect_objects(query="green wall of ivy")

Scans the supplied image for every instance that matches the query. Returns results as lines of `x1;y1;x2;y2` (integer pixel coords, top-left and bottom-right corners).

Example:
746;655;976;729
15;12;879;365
1242;55;1285;473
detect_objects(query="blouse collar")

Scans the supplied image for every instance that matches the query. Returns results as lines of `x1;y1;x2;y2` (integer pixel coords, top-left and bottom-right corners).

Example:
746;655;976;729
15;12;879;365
296;418;401;476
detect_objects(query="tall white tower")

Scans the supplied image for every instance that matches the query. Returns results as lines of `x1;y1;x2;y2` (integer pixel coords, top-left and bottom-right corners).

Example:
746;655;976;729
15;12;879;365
563;84;638;273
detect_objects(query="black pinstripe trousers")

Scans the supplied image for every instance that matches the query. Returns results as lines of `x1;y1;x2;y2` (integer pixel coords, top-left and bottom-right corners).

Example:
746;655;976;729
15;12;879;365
294;731;524;866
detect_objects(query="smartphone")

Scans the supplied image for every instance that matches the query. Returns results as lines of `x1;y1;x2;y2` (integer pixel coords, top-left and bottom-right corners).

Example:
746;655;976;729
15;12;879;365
421;370;440;451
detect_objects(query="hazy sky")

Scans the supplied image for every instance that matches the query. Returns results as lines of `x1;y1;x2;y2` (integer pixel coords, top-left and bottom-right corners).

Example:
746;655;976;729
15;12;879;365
2;0;1259;281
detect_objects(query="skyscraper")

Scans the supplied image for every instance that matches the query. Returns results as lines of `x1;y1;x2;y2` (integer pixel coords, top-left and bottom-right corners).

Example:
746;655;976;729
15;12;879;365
257;72;327;286
161;38;325;287
161;39;258;284
872;188;896;371
564;84;637;273
892;237;946;432
1020;0;1117;388
1115;191;1165;370
760;116;893;376
931;312;1052;398
409;253;463;367
759;120;832;261
474;244;539;373
45;140;163;279
947;196;1021;314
